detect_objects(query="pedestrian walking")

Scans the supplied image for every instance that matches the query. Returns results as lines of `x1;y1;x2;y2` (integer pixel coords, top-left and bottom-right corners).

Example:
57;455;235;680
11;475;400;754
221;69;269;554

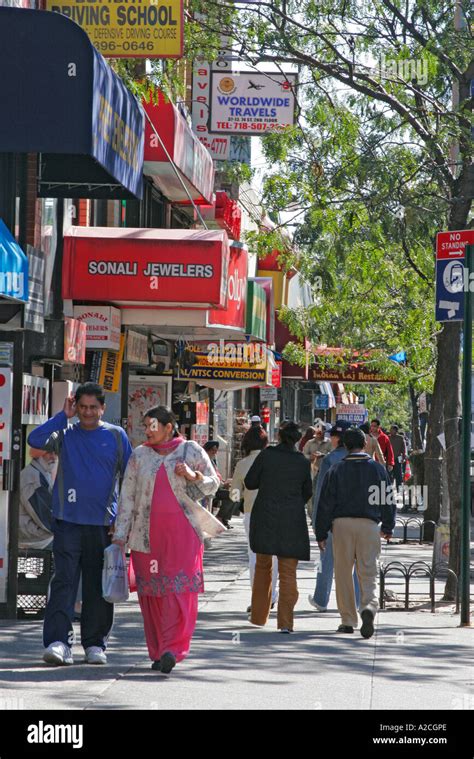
369;419;395;476
245;421;312;633
308;422;360;612
389;424;407;490
113;406;224;674
302;421;332;518
28;382;132;666
359;423;385;464
316;428;396;638
229;426;278;612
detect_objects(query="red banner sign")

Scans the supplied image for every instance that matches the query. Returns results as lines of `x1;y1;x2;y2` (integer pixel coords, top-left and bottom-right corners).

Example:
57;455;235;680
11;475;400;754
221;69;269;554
62;227;229;308
207;243;248;331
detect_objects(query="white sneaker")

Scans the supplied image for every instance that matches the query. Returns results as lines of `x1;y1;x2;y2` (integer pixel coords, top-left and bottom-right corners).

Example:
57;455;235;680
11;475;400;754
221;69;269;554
308;595;327;612
84;646;107;665
43;642;74;666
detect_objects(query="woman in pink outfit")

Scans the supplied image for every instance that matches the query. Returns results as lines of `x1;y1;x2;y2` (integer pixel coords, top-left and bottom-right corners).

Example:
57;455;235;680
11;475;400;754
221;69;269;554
113;406;223;674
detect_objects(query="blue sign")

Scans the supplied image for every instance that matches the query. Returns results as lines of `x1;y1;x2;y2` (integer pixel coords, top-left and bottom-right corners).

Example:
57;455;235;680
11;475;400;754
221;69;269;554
435;258;464;322
389;351;407;363
0;8;144;199
315;395;330;409
336;413;367;424
0;220;28;302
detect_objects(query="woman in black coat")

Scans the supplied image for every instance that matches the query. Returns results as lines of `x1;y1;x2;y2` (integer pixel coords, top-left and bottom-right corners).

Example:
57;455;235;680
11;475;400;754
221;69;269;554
244;421;312;633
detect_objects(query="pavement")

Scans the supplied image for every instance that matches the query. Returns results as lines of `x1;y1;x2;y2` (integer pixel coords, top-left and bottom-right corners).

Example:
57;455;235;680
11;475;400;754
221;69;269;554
0;514;472;711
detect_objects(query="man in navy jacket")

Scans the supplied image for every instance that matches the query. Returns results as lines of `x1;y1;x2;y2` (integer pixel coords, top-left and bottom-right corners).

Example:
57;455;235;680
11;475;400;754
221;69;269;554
28;382;132;666
316;427;396;638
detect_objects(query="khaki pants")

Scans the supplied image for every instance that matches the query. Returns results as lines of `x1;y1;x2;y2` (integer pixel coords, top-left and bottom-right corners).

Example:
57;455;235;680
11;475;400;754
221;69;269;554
332;518;380;628
251;554;299;631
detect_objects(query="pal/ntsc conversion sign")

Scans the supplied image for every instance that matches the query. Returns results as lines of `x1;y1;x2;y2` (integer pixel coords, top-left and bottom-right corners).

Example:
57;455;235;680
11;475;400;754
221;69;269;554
209;72;297;134
46;0;183;58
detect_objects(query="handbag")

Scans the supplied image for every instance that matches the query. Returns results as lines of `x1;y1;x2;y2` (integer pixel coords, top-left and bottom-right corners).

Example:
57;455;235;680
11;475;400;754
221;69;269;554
102;543;129;604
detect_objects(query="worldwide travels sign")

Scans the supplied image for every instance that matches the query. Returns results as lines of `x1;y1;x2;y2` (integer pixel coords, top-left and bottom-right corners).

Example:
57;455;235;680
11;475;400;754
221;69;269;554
209;72;297;135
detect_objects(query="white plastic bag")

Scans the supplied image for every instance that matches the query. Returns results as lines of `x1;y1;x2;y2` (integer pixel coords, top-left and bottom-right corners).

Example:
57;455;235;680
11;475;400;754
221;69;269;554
102;544;129;604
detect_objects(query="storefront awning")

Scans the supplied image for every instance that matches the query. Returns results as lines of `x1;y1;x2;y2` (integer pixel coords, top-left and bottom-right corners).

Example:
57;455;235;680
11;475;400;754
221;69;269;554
0;8;144;199
0;220;28;303
144;93;214;205
62;226;229;309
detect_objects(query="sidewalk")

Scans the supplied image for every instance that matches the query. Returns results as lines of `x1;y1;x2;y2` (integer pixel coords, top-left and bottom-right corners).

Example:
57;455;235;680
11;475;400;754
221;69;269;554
0;515;472;711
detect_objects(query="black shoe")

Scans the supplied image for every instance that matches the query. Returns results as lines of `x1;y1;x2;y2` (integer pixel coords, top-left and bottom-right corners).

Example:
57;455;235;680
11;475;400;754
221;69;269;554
151;660;161;671
360;609;375;639
246;605;252;613
160;652;176;674
337;625;354;633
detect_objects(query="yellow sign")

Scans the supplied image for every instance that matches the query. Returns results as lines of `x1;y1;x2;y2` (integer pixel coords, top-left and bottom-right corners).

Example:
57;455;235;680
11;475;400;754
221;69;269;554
99;333;126;393
46;0;183;59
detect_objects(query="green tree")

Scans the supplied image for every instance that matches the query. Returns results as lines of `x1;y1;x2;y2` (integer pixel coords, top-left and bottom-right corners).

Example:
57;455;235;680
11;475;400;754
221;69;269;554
194;0;473;596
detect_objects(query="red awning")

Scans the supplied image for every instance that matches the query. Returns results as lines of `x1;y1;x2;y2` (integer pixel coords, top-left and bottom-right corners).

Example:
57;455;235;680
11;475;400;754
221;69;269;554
62;226;229;309
143;92;214;205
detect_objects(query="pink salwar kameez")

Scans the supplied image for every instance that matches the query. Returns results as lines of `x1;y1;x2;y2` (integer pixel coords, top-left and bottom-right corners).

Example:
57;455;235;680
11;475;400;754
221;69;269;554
131;464;204;663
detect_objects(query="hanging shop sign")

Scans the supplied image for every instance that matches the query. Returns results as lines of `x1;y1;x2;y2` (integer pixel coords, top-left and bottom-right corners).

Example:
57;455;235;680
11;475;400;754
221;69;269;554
0;219;28;303
125;330;149;365
64;317;86;364
62;226;229;308
335;403;368;424
207;242;248;332
246;281;267;341
21;375;50;425
98;333;126;393
46;0;183;59
192;60;230;160
210;72;297;135
178;341;267;383
73;306;121;351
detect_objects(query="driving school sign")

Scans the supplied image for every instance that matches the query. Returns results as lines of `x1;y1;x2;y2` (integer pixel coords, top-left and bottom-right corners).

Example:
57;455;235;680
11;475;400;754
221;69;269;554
46;0;183;58
209;73;297;135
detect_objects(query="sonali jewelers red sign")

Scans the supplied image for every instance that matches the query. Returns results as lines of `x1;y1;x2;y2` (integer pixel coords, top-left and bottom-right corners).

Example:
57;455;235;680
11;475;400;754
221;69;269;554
62;226;230;309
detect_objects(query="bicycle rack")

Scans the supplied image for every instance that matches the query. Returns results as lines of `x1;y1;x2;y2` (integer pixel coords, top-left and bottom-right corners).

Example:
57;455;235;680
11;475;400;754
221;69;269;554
393;517;437;545
379;560;459;613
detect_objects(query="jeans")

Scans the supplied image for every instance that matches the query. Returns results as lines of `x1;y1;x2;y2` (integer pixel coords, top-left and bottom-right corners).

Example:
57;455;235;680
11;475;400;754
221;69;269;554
311;531;360;610
43;519;114;651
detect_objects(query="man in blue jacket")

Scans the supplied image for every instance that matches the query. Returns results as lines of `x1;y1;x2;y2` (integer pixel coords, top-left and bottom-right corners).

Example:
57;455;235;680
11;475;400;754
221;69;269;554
316;427;396;638
28;382;132;666
308;421;360;612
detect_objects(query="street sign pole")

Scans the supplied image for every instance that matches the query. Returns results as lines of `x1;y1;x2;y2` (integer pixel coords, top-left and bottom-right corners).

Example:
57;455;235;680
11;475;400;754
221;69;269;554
460;243;472;626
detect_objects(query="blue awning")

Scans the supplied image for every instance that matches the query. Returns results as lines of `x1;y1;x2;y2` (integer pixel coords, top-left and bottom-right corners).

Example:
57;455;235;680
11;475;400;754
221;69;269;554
0;8;144;199
0;220;28;303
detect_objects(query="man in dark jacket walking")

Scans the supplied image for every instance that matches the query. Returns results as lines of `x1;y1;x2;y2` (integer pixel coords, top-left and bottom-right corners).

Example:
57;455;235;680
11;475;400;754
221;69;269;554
316;428;396;638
